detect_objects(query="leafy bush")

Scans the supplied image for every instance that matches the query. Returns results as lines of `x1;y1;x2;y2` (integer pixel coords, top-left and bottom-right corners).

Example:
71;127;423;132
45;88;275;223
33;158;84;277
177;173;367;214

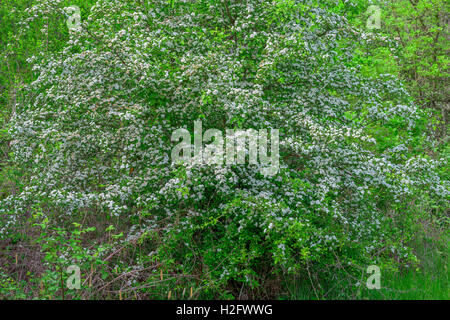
0;0;448;298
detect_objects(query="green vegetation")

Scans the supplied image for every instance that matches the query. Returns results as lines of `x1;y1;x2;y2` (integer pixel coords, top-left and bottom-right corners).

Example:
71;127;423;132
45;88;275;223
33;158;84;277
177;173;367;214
0;0;448;300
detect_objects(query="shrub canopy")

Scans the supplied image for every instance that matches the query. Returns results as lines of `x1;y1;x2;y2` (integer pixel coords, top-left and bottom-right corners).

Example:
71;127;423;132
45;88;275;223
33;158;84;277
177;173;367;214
1;0;448;297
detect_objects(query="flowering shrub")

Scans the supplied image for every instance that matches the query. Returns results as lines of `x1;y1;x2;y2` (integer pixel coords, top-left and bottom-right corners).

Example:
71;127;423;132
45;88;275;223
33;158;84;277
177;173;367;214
0;0;448;298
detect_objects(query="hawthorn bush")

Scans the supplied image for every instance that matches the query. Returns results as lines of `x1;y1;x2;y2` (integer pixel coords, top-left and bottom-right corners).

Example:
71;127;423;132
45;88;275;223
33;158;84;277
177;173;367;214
0;0;448;299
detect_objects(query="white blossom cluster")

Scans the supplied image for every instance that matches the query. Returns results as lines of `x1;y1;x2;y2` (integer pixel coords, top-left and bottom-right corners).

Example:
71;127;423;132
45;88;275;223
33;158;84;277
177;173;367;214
1;0;448;282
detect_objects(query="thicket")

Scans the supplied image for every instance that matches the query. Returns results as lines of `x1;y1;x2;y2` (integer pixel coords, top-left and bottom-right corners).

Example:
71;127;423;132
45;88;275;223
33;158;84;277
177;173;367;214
0;0;448;299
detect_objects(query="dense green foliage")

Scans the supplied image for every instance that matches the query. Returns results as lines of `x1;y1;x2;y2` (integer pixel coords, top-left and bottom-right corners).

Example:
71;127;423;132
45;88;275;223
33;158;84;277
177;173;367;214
0;0;448;300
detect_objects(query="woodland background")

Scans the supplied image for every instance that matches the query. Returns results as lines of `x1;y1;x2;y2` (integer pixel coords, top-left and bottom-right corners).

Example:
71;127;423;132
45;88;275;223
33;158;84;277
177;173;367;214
0;0;448;299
